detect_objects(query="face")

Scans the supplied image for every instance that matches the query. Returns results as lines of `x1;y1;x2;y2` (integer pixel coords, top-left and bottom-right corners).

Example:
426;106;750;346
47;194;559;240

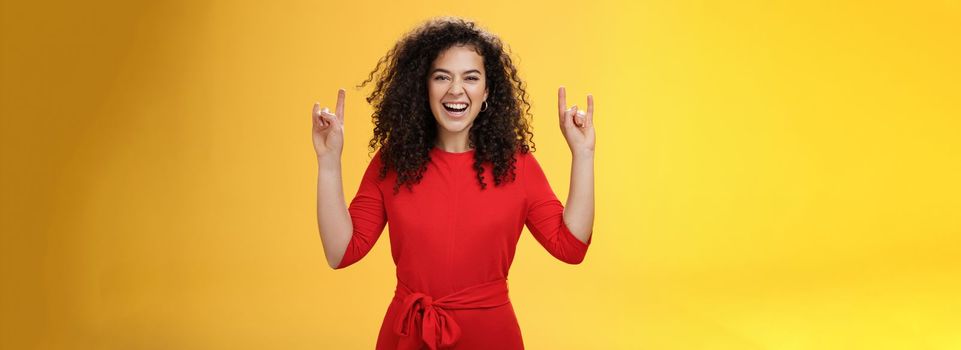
427;44;489;141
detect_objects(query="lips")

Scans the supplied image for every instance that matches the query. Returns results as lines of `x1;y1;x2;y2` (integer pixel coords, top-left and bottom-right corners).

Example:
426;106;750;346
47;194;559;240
442;102;469;118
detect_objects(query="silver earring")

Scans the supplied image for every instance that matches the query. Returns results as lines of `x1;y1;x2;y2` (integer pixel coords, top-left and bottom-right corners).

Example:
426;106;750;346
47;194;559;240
480;101;489;112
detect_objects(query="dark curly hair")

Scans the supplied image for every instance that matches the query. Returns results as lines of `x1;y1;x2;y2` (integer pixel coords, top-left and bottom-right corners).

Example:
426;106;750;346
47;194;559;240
358;16;536;194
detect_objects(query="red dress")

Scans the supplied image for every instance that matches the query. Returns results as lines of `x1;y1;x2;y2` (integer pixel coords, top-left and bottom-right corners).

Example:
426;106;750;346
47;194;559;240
336;146;593;350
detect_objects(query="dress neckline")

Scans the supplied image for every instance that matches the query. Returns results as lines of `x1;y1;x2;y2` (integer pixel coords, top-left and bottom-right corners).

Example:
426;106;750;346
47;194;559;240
431;146;475;157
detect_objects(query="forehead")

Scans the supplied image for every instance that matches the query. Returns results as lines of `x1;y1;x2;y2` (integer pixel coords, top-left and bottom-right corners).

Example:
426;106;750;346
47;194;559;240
431;44;485;72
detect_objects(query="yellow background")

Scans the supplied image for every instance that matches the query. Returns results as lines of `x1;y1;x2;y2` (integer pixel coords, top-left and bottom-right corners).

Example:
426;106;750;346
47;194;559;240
2;0;959;349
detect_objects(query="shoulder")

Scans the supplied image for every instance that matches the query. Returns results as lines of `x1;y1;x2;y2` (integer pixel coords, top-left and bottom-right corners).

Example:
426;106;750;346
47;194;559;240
514;148;535;163
514;148;542;170
361;148;391;181
513;149;543;183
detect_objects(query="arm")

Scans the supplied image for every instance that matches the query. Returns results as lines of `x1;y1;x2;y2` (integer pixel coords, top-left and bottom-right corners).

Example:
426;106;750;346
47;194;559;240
317;152;387;270
317;156;352;269
564;151;594;243
557;86;596;245
312;89;387;269
524;152;593;264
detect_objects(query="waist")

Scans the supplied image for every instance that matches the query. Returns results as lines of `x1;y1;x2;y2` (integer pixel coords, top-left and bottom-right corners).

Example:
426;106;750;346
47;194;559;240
391;278;511;349
393;278;511;308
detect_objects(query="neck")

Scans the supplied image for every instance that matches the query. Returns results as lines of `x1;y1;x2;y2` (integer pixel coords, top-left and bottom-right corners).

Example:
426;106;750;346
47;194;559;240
435;130;472;153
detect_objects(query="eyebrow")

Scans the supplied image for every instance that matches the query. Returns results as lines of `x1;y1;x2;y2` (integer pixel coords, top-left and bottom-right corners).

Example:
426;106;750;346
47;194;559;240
430;68;482;75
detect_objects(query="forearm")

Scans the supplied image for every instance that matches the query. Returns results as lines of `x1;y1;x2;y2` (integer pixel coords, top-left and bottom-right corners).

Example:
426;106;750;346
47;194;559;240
563;150;595;243
316;155;353;268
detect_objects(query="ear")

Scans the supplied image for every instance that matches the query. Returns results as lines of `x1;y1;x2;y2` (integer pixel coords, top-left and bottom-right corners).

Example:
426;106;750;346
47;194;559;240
483;86;489;102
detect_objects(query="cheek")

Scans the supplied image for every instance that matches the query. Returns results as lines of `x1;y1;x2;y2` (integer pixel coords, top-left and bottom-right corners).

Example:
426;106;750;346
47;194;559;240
427;82;444;101
470;84;487;101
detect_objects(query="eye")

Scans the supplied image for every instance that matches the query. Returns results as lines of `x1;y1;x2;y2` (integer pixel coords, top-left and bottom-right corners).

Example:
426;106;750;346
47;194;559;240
433;75;450;81
466;76;480;81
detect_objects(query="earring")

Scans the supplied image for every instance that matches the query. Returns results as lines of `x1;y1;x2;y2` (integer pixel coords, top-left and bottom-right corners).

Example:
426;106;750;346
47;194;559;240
480;101;489;112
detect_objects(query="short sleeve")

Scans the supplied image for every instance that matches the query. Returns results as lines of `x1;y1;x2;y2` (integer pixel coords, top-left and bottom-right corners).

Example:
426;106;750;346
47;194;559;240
522;151;592;264
335;150;388;269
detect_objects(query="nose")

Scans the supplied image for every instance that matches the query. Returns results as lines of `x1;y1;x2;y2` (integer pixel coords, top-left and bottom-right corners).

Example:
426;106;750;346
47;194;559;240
447;78;466;96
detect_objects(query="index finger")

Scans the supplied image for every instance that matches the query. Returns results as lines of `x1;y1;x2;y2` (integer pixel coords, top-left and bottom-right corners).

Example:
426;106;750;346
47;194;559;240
335;88;346;121
558;86;567;117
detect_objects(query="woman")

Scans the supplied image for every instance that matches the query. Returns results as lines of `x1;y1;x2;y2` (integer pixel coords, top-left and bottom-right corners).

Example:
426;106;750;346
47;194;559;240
312;17;595;350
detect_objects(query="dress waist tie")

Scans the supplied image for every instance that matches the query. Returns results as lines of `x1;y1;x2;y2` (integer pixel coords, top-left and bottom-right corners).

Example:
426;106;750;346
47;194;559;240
393;278;510;350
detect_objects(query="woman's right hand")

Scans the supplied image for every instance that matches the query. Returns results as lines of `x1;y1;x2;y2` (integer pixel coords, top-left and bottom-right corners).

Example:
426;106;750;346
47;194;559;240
312;89;346;159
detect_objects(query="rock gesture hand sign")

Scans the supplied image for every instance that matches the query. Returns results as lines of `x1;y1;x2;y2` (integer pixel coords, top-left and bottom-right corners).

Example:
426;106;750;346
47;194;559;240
558;86;596;155
312;89;346;159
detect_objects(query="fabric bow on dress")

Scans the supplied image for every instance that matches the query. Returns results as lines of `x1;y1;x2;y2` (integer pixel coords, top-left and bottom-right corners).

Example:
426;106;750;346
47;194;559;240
392;279;511;350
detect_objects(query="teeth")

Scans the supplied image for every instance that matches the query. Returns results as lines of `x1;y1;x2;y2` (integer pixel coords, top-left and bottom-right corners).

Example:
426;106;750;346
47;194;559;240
443;102;468;109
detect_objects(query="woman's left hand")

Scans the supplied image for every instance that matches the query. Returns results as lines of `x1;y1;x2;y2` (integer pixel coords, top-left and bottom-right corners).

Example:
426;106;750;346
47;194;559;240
557;86;595;156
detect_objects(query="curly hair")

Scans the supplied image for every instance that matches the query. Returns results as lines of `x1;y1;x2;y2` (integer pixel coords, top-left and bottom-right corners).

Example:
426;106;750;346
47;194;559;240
358;16;536;195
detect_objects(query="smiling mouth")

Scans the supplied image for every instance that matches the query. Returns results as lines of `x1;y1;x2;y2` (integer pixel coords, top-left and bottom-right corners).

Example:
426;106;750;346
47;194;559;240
443;102;469;116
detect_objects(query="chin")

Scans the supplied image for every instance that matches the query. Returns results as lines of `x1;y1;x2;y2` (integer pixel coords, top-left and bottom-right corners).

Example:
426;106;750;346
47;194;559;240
437;121;472;134
434;112;477;133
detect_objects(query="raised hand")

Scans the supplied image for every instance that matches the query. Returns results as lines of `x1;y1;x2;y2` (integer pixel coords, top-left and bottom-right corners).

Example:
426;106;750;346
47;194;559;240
557;86;595;155
312;89;346;159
